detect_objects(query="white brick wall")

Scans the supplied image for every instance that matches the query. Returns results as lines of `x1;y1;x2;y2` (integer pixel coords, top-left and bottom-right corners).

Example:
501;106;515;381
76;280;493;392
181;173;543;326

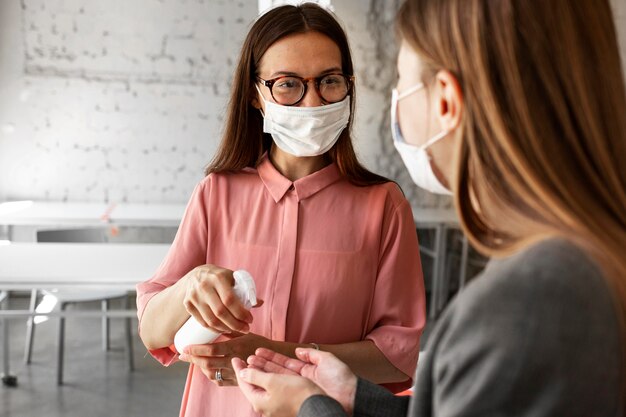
0;0;624;208
0;0;255;203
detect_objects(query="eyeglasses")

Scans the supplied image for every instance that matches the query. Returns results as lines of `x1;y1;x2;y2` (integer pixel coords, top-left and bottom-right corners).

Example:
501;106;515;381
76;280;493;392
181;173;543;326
256;73;354;106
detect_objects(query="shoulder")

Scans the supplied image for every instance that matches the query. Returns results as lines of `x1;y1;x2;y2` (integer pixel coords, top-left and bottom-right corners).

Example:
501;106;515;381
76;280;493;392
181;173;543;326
427;238;622;414
351;181;410;213
197;168;261;191
450;238;616;336
465;238;610;312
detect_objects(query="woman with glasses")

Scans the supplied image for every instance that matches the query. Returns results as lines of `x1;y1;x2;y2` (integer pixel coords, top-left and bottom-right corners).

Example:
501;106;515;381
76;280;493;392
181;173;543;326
232;0;626;416
135;3;426;417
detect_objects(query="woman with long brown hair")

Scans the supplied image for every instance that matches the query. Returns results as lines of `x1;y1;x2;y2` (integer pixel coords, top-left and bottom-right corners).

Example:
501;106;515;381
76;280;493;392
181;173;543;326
135;3;426;417
233;0;626;415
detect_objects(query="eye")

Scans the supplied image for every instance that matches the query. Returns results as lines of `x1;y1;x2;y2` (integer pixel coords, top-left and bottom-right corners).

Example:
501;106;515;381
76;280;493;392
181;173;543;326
322;77;339;85
275;78;300;89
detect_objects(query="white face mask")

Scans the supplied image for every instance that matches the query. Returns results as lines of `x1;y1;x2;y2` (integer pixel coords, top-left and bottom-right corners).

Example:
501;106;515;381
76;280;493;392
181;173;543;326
390;83;452;195
256;86;351;157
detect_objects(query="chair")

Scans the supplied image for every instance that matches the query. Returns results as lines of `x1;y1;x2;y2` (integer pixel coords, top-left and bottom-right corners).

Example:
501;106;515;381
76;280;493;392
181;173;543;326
24;228;134;385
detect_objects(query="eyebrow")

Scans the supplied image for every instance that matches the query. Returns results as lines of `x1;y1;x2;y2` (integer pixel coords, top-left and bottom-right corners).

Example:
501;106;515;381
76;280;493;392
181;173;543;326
269;67;343;78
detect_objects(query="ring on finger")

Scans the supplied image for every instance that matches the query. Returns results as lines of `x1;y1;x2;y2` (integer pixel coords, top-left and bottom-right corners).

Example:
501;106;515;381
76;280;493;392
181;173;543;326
215;368;223;382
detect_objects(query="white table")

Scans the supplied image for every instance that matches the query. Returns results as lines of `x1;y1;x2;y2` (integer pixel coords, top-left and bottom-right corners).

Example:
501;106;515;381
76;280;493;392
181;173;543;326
0;201;186;228
0;242;171;386
0;243;170;290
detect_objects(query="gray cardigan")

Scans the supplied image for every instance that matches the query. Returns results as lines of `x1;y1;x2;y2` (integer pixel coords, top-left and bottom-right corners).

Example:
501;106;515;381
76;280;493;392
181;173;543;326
299;239;623;417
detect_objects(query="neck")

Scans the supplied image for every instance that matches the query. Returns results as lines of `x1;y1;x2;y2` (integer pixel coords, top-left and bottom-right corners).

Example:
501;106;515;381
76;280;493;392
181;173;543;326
269;145;329;181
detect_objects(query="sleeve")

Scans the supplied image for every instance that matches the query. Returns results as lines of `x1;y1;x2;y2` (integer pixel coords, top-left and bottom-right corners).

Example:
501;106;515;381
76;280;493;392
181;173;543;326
135;179;210;366
353;378;410;417
298;395;347;417
364;192;427;393
428;243;622;416
298;379;410;417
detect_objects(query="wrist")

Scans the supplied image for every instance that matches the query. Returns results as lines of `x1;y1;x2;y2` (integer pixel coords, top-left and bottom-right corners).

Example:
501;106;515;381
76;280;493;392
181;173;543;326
295;386;325;416
340;374;358;416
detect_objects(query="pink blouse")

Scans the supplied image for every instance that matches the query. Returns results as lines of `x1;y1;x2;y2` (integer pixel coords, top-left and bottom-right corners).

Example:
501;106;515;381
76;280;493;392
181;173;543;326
136;155;426;417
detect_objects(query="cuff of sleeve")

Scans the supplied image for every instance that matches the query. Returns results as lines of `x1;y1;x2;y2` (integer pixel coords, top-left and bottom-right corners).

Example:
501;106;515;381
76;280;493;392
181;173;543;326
364;334;417;393
148;345;179;366
353;378;410;417
298;395;347;417
365;332;420;379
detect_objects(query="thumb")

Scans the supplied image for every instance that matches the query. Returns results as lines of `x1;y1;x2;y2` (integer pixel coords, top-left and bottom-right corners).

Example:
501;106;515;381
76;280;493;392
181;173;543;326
295;347;328;365
237;366;273;389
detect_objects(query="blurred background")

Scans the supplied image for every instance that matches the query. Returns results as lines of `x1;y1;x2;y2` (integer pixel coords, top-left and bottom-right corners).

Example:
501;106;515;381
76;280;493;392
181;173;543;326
0;0;624;416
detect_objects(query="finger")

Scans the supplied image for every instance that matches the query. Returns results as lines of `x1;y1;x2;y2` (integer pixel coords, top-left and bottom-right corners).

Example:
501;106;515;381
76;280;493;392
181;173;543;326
233;358;267;398
199;366;238;387
186;289;231;333
254;348;293;366
247;355;300;376
207;367;236;383
191;266;250;332
179;353;233;371
255;348;307;373
295;347;328;364
185;343;229;357
203;287;250;333
215;271;252;322
237;366;274;390
179;352;233;369
185;268;231;332
222;331;244;339
184;303;212;330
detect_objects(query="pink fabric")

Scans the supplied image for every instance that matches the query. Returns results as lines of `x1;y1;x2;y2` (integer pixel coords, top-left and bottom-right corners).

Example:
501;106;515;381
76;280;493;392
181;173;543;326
136;155;426;417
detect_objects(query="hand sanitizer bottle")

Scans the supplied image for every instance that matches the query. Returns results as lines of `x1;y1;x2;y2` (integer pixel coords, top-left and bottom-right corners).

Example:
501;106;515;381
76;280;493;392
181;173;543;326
174;270;257;353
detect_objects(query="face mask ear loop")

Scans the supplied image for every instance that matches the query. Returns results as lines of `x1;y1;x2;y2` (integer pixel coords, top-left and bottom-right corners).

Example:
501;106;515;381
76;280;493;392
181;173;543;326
255;84;267;117
421;129;449;150
418;83;450;151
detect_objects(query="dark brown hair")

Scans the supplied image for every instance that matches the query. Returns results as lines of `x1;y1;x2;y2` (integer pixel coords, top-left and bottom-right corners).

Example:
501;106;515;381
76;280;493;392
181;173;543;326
398;0;626;404
205;3;388;186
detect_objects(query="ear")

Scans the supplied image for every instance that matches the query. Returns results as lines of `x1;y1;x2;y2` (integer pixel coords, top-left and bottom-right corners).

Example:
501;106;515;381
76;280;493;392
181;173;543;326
250;88;261;110
433;70;463;132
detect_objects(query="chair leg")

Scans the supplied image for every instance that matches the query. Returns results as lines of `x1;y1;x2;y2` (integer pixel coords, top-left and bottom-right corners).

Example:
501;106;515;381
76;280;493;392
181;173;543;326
122;296;134;372
1;291;16;386
57;303;66;385
102;299;109;351
24;289;38;364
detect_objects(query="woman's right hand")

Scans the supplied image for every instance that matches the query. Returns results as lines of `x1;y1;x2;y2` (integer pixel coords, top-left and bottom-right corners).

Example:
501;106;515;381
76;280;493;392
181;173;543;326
182;264;253;334
246;347;358;415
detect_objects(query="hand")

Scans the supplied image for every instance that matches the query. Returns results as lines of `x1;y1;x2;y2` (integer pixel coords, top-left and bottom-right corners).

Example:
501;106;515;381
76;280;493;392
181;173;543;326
233;357;325;417
178;332;272;387
247;348;357;415
182;264;258;334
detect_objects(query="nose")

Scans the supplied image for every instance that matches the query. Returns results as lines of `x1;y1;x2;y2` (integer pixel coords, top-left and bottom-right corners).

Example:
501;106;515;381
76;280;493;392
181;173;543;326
298;81;324;107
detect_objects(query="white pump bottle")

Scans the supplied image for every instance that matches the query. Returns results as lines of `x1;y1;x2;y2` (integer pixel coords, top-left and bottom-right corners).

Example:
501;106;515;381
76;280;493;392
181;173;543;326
174;270;257;354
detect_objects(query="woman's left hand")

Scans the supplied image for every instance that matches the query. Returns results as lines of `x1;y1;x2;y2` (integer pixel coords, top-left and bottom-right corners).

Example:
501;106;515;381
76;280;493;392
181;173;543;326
232;357;325;417
178;332;271;386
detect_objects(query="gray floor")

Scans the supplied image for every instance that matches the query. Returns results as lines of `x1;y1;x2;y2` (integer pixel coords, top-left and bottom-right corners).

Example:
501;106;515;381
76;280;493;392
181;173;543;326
1;295;187;417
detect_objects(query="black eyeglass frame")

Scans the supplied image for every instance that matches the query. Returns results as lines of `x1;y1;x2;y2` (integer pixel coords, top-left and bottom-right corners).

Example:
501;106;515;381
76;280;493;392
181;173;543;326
256;73;355;106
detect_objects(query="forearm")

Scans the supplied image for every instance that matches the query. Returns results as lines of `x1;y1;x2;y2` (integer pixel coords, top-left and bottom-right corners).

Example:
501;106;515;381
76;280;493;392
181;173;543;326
270;339;409;384
139;276;191;350
323;340;409;384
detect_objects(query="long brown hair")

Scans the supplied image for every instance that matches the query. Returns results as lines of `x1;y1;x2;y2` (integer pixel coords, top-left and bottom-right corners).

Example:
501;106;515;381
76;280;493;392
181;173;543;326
398;0;626;401
206;3;388;186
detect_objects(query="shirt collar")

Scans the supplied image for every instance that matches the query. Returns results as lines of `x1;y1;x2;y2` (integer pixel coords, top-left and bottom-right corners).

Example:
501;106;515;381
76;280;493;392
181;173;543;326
257;153;342;203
